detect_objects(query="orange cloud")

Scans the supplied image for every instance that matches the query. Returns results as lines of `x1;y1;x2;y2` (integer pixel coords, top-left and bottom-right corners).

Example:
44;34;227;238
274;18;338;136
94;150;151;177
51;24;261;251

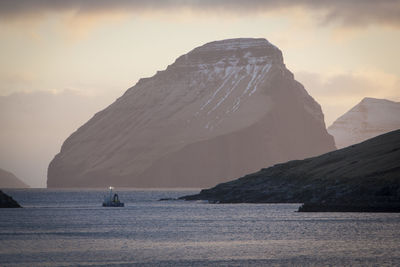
61;10;130;40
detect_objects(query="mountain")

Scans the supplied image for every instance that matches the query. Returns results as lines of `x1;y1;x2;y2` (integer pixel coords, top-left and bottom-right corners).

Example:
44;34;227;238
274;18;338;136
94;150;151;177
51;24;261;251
0;168;29;188
181;129;400;212
48;38;335;188
328;97;400;148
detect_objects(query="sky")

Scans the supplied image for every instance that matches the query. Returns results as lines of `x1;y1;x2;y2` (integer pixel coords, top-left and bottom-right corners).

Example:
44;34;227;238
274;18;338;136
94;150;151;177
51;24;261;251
0;0;399;187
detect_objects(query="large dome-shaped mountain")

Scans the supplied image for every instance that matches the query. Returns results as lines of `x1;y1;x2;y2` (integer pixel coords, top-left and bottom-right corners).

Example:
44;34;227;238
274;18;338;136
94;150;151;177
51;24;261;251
48;38;335;188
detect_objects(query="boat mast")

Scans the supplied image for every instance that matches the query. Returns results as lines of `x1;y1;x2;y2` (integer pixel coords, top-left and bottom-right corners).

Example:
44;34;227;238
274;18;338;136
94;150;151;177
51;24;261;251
109;186;113;202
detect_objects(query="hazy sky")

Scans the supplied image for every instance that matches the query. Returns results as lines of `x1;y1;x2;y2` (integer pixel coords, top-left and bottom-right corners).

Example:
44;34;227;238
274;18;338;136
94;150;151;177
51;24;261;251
1;0;399;187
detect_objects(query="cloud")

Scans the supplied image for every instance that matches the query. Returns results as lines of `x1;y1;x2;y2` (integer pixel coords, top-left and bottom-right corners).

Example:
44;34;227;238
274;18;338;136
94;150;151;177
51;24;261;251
297;70;399;98
0;71;38;96
1;0;400;28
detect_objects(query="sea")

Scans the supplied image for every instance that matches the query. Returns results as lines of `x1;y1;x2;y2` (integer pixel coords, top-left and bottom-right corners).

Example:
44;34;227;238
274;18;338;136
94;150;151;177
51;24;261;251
1;189;400;266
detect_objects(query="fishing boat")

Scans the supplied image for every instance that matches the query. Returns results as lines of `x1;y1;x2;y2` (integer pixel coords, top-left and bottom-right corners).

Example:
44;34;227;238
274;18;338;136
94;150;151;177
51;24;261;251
102;187;124;207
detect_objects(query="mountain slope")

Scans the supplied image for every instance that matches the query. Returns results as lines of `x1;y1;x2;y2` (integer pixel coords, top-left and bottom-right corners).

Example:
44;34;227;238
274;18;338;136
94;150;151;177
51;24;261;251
328;97;400;148
181;129;400;211
0;168;29;188
48;38;335;188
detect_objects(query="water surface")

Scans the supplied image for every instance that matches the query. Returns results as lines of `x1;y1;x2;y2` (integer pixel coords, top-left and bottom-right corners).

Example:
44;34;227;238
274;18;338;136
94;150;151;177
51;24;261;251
1;189;400;266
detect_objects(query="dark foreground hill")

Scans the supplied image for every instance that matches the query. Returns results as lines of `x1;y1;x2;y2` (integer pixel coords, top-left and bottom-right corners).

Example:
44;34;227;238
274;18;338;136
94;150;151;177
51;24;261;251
181;129;400;212
0;190;21;208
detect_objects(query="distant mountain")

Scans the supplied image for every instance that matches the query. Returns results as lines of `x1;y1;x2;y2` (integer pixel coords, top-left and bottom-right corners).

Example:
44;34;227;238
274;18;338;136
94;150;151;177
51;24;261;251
328;97;400;148
181;129;400;212
0;168;29;188
48;38;335;188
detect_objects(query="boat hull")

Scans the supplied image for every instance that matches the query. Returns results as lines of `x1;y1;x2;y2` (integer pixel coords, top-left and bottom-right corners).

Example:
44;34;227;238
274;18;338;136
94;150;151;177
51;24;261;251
102;202;124;207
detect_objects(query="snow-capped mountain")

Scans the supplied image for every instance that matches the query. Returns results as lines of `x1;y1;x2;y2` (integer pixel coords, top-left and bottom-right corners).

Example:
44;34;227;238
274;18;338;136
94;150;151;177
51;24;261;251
48;38;335;188
328;97;400;148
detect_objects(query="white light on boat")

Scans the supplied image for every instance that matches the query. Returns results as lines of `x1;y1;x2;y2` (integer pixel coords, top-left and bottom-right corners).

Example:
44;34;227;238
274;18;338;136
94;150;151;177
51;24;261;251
103;186;124;207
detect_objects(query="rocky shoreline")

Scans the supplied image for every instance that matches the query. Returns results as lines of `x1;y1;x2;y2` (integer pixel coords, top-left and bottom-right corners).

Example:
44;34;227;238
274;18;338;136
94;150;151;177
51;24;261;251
0;190;22;208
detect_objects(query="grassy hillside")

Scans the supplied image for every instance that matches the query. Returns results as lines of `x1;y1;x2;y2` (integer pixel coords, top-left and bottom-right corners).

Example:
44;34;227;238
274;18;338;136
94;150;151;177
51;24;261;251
181;129;400;211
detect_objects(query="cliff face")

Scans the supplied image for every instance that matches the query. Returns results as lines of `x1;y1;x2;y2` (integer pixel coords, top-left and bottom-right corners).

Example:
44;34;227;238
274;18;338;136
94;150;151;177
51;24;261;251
0;168;29;188
48;38;335;188
328;97;400;148
181;129;400;211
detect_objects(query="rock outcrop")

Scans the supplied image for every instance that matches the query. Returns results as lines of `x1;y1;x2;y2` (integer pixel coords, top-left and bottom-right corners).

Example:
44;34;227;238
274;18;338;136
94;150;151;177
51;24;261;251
328;97;400;148
0;168;29;188
0;190;21;208
48;38;335;188
181;129;400;212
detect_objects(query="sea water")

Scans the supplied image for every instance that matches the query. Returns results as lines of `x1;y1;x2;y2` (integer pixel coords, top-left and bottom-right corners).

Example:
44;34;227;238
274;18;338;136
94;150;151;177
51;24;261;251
1;189;400;266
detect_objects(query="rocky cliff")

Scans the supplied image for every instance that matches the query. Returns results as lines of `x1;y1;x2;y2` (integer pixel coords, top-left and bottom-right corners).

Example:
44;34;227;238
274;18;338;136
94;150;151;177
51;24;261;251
48;38;335;188
0;190;21;208
0;168;29;188
328;97;400;148
181;129;400;211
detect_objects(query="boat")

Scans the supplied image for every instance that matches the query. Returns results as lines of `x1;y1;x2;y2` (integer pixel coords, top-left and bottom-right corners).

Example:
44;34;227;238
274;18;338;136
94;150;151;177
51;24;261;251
102;187;124;207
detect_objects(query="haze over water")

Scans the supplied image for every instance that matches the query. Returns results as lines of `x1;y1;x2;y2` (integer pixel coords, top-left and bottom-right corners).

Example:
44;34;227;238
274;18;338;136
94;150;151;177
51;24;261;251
1;189;400;266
